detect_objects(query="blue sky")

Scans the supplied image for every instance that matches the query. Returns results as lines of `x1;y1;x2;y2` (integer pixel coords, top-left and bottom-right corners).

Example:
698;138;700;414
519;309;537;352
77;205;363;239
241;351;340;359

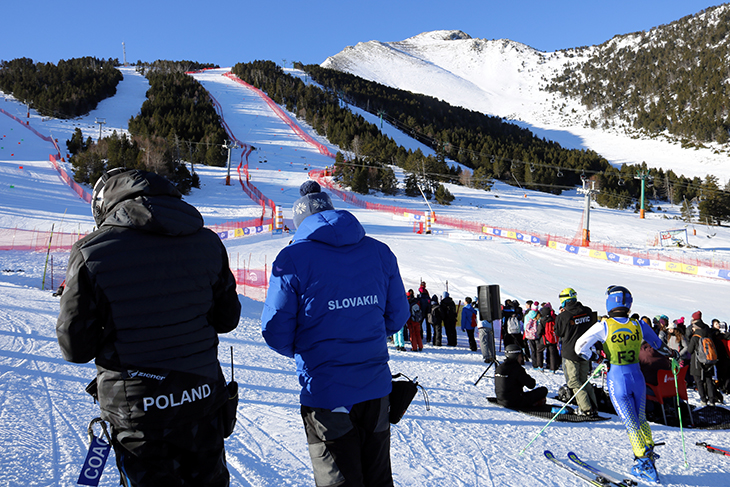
0;1;723;67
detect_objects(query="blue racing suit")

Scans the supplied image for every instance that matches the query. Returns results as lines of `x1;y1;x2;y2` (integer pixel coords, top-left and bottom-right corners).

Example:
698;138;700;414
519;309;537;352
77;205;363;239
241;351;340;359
576;316;664;458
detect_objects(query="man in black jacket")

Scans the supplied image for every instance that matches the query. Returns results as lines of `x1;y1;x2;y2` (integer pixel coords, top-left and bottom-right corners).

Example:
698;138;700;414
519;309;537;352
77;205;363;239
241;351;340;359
495;345;548;409
440;292;457;346
57;169;241;487
555;287;598;417
688;311;719;406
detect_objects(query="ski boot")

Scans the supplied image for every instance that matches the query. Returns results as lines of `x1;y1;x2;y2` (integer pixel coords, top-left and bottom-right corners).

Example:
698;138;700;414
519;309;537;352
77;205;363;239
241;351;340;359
632;455;659;483
646;444;660;463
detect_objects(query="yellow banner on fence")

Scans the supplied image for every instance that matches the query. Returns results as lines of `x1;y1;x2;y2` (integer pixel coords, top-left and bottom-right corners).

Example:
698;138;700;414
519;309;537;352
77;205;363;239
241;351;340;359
663;261;698;274
589;250;607;260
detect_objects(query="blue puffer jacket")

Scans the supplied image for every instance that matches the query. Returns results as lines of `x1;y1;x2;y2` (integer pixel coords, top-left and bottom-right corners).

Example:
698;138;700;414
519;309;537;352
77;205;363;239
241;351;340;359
261;210;409;410
461;303;477;332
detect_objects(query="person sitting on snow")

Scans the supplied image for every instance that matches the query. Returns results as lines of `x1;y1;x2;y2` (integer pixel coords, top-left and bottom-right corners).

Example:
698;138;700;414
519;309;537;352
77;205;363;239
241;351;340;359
494;344;548;410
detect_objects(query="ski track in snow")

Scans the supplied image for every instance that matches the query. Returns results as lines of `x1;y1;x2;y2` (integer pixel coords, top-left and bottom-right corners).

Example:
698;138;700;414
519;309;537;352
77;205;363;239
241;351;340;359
0;67;729;486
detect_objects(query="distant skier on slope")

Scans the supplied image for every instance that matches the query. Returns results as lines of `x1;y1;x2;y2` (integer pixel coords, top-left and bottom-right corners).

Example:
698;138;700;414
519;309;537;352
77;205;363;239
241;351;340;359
575;285;673;483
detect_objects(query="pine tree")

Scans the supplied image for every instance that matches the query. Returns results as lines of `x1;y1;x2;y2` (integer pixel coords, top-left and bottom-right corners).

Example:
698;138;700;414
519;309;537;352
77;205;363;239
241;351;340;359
680;197;695;223
378;167;398;195
404;173;421;197
472;166;493;191
698;175;729;225
66;128;87;156
434;184;455;205
351;168;369;194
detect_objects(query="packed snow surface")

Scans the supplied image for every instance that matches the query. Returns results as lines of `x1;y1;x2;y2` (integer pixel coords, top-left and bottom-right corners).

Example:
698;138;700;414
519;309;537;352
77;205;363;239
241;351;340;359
0;67;729;486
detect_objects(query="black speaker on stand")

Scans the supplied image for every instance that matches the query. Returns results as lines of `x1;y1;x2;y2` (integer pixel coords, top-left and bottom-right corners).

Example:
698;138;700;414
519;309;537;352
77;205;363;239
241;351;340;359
475;284;502;386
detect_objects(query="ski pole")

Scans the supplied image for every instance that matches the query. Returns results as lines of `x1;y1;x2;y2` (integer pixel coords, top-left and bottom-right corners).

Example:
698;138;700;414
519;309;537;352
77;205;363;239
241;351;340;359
41;223;55;290
671;358;689;468
518;362;606;455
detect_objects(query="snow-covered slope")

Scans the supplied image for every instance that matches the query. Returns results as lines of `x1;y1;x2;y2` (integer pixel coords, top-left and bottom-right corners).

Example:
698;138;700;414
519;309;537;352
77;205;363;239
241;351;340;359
1;65;730;486
322;30;730;183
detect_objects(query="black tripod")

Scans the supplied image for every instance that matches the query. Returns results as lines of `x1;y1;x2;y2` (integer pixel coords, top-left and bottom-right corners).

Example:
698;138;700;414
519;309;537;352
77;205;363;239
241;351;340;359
474;358;500;386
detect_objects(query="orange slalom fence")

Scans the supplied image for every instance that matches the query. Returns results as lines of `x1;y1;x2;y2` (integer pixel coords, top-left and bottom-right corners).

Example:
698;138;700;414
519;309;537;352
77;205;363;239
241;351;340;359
0;107;61;159
310;169;430;219
205;89;276;219
49;154;92;202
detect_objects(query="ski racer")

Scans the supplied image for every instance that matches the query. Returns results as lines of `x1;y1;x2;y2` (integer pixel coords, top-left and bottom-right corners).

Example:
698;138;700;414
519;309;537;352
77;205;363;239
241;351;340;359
575;285;671;483
261;180;410;486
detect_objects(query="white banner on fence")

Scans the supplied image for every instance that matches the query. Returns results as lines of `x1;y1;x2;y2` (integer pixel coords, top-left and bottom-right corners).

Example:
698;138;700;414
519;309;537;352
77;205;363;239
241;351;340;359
659;229;688;247
217;224;273;240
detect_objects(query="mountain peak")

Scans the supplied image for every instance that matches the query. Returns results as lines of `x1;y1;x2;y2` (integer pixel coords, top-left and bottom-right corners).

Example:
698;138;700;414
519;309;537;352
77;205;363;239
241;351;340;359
405;30;472;42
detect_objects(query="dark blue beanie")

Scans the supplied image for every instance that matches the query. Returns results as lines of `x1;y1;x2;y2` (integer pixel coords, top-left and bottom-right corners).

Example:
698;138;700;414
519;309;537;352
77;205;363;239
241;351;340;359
292;180;334;228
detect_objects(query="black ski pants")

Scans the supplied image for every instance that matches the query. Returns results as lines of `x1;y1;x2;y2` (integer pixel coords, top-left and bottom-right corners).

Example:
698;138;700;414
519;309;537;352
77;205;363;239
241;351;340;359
112;411;229;487
301;395;393;487
444;322;457;346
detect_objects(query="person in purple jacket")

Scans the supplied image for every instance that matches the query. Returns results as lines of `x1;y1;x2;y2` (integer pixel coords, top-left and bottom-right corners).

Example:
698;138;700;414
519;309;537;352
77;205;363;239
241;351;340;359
261;181;410;487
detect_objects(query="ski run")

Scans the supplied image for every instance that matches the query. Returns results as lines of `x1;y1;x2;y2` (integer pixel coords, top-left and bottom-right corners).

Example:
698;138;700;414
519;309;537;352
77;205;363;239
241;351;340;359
1;64;730;486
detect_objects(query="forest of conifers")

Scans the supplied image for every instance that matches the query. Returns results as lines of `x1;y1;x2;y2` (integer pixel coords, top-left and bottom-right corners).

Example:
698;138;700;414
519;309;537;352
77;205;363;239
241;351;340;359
0;57;225;193
1;54;729;222
233;60;730;222
0;57;122;118
547;4;730;145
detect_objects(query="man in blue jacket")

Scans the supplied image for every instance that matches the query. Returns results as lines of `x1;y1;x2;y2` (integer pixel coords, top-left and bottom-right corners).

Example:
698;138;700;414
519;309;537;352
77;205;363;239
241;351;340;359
261;181;410;487
461;297;478;351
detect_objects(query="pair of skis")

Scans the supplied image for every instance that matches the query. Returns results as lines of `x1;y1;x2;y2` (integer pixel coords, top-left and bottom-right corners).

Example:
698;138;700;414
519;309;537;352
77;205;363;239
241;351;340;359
544;450;637;487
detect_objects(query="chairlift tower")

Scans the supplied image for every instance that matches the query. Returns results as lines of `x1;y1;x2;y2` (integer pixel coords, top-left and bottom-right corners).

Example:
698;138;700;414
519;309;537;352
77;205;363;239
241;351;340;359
635;169;651;219
122;41;128;66
223;140;240;185
94;118;106;141
577;178;599;247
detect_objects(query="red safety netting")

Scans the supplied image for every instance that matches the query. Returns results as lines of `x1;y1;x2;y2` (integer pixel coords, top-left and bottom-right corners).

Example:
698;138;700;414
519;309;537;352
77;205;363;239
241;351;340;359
237;160;275;217
207;217;274;235
0;228;89;251
222;72;336;159
49;154;92;202
310;169;429;219
229;254;269;302
0;107;61;159
205;90;276;219
309;170;730;271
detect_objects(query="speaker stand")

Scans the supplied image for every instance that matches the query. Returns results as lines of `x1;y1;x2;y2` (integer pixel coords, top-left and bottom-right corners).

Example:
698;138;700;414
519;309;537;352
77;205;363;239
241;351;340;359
474;358;500;386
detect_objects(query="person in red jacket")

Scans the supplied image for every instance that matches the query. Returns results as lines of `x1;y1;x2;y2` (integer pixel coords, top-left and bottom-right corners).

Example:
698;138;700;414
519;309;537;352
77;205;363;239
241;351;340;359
407;290;424;351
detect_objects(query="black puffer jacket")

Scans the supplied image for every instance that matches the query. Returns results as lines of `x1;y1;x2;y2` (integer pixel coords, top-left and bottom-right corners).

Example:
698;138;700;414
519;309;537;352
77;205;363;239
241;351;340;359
57;170;240;429
555;300;596;362
687;322;716;377
494;357;536;408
